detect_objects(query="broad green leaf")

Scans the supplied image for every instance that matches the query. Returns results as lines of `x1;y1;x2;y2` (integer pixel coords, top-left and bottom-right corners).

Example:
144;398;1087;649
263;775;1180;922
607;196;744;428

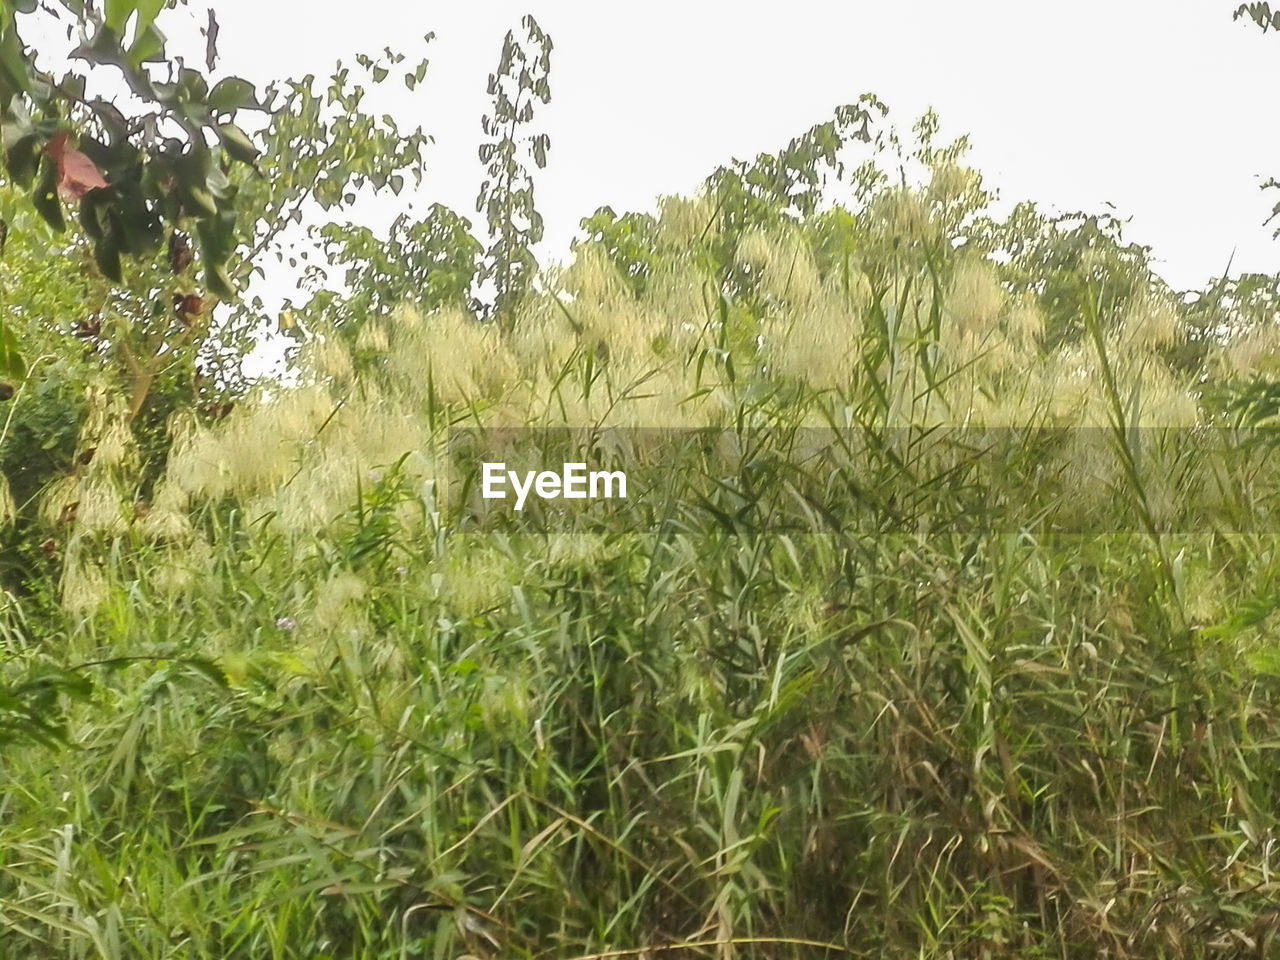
4;133;40;187
216;122;259;163
208;76;258;112
133;0;165;34
127;21;166;66
31;155;64;233
104;0;135;33
183;184;218;217
204;261;235;300
92;232;122;282
0;19;32;98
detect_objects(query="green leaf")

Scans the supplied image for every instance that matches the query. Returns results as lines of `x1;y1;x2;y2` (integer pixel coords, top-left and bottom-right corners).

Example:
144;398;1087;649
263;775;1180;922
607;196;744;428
0;318;25;379
179;657;229;688
104;0;135;33
176;66;207;103
208;76;258;112
92;232;122;282
4;133;40;188
31;155;64;233
79;188;111;242
127;21;166;66
183;184;218;217
204;261;236;300
215;122;259;163
133;0;164;34
0;19;32;98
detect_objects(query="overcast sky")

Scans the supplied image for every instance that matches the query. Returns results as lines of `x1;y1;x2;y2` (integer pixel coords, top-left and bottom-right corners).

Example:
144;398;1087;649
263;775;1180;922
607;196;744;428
28;1;1280;298
185;0;1280;297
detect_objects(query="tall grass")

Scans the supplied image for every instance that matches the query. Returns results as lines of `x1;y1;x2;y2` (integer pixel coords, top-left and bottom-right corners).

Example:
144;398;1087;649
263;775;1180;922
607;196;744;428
4;185;1280;960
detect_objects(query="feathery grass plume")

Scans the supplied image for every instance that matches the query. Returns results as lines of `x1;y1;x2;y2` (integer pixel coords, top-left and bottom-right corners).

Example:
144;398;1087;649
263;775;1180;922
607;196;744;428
1050;428;1123;524
477;668;532;736
867;185;941;250
545;532;626;573
1004;291;1046;356
1220;322;1280;378
758;227;821;307
38;475;80;529
60;378;140;488
78;377;131;443
735;227;774;274
656;193;718;248
440;540;518;618
969;362;1057;428
604;356;713;428
167;385;335;502
945;258;1006;347
386;305;517;406
309;572;367;633
74;478;128;535
90;418;137;473
766;292;862;389
138;482;194;543
562;242;630;306
244;398;439;535
354;318;389;353
1043;343;1101;424
554;245;691;366
506;292;577;375
59;549;108;616
642;260;715;350
1173;545;1226;624
1133;362;1200;427
925;161;988;219
148;536;212;596
302;332;355;385
1119;291;1183;352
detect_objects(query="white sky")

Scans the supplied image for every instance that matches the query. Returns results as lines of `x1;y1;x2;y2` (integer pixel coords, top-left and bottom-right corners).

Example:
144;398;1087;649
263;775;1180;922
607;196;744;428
23;2;1280;302
195;0;1280;297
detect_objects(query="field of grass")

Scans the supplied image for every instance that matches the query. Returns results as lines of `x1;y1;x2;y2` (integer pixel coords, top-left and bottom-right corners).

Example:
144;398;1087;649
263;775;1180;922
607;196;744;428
4;183;1280;959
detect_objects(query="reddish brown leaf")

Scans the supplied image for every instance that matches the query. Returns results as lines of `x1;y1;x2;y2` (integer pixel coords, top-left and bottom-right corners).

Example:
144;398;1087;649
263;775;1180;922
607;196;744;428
169;232;193;274
46;131;109;200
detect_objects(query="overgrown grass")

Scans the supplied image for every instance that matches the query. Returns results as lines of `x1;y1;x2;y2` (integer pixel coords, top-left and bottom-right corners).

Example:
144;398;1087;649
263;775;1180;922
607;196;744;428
4;192;1280;960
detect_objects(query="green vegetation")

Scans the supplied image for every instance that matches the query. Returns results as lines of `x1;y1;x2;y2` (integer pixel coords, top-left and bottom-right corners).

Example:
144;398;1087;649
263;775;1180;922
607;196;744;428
4;6;1280;959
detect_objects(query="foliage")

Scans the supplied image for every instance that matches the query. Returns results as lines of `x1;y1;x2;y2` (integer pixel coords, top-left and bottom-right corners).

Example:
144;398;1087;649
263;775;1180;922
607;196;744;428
1235;2;1280;31
5;8;1280;960
294;203;483;339
983;204;1171;350
475;14;552;331
0;0;267;337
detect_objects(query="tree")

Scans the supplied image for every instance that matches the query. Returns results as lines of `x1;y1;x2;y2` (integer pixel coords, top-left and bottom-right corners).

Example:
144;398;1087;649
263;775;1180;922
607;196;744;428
475;14;552;332
1235;2;1280;31
0;3;435;753
0;1;266;332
